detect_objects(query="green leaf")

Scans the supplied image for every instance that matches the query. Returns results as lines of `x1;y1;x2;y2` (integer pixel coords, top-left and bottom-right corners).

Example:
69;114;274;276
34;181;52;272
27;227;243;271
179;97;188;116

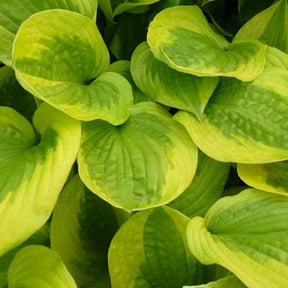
8;245;76;288
147;5;266;81
78;102;198;210
0;65;36;122
168;151;230;217
0;103;81;257
107;60;152;103
109;13;148;60
184;274;247;288
238;161;288;195
202;0;241;37
238;0;275;23
235;0;288;53
51;175;123;288
187;189;288;288
112;0;160;18
0;0;97;66
109;206;204;288
174;65;288;163
13;9;133;125
131;42;219;120
0;223;50;288
98;0;113;22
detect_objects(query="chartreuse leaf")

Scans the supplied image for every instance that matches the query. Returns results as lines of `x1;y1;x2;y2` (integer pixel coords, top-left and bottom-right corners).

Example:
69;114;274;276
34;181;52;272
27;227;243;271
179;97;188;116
265;46;288;70
109;206;204;288
187;189;288;288
0;223;50;288
235;0;288;53
8;245;76;288
174;65;288;163
13;9;133;125
107;60;151;103
147;5;266;81
0;0;97;66
184;274;247;288
0;65;36;122
237;161;288;195
51;175;125;288
131;42;219;120
0;103;81;257
168;151;230;217
78;102;197;210
111;0;160;17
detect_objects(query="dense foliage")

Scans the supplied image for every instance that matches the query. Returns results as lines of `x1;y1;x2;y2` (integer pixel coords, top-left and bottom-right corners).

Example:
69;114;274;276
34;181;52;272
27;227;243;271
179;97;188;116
0;0;288;287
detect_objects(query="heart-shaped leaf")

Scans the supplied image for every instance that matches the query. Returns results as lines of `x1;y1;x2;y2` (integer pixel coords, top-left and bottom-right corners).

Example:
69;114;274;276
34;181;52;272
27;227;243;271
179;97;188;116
174;64;288;163
131;42;219;120
0;0;98;66
147;5;266;81
109;206;204;287
78;102;198;210
8;245;76;287
51;175;124;288
187;189;288;288
0;103;81;256
13;9;133;125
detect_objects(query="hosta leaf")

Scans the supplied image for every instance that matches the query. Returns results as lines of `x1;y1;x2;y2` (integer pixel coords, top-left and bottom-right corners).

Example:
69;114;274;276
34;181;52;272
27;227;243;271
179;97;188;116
238;0;275;23
8;245;76;288
0;103;81;256
51;175;123;288
184;274;247;288
235;0;288;53
109;13;148;60
238;161;288;194
131;42;219;120
169;151;230;217
147;5;266;81
109;206;204;288
112;0;160;18
174;66;288;163
13;9;133;125
0;0;97;66
187;189;288;288
201;0;241;37
0;223;50;288
265;46;288;71
107;60;151;103
78;102;197;210
0;65;36;121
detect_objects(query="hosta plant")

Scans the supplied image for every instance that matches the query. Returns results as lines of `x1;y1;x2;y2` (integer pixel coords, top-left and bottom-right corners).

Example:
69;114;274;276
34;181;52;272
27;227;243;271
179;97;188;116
0;0;288;288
